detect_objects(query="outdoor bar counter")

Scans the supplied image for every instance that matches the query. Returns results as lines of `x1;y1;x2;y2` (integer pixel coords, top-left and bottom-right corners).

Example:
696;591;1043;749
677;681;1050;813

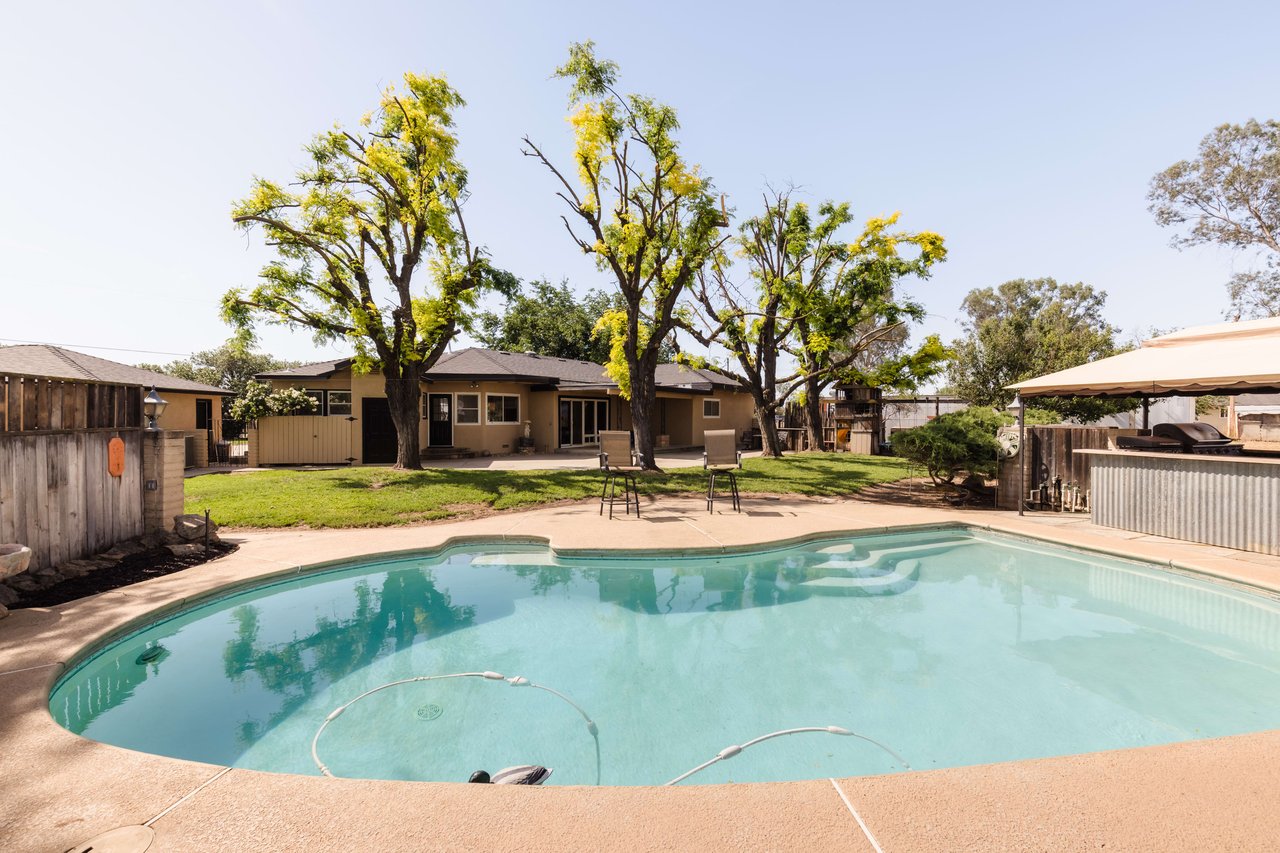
1078;449;1280;556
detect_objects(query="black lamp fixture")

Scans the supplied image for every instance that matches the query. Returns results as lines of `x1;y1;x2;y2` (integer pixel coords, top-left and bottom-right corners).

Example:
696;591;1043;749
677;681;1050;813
143;386;169;430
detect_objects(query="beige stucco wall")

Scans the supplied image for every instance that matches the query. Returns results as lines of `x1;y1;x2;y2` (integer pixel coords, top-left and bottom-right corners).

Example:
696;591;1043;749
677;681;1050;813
691;389;755;445
616;389;756;448
156;391;223;442
265;368;756;461
658;396;694;446
529;390;556;453
420;380;533;455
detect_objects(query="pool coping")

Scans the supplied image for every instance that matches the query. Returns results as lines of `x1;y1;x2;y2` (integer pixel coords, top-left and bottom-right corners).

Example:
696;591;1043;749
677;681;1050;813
3;496;1279;851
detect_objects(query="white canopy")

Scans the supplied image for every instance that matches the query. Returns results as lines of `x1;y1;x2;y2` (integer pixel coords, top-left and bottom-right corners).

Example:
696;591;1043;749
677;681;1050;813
1010;317;1280;398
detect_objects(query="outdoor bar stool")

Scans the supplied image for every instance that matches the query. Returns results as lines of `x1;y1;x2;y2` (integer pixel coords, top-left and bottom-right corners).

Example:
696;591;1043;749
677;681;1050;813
703;429;743;514
598;430;642;519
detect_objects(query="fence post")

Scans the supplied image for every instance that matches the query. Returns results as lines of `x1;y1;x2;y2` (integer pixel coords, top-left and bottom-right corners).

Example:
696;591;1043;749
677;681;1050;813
247;424;260;467
143;429;186;535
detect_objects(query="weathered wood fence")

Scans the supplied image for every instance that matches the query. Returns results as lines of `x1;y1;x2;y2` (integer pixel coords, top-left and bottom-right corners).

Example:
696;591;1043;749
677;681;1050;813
0;373;145;571
997;425;1140;511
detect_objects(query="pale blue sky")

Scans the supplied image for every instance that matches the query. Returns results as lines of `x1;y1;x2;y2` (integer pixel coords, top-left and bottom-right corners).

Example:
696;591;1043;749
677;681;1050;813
2;1;1278;373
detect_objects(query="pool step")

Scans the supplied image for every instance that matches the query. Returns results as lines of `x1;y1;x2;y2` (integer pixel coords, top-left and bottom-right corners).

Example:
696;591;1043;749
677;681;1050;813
470;552;559;567
801;558;921;596
815;537;977;572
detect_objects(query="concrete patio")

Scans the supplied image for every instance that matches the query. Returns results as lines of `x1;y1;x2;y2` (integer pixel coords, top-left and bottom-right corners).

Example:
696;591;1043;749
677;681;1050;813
2;497;1278;851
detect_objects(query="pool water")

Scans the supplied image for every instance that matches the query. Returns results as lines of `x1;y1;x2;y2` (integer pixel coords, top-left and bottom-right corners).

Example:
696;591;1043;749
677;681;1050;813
49;528;1280;786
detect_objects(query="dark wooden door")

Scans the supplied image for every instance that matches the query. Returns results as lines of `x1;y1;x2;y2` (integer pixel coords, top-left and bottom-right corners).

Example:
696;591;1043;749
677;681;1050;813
427;394;452;447
362;397;397;464
195;399;213;431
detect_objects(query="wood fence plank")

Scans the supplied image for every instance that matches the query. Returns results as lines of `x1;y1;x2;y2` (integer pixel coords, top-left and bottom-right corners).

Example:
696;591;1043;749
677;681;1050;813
0;439;12;543
22;381;37;431
6;379;19;432
49;383;63;430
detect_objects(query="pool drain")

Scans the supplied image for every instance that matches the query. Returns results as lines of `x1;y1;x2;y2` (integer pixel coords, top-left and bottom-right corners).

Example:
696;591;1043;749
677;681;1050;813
416;703;443;721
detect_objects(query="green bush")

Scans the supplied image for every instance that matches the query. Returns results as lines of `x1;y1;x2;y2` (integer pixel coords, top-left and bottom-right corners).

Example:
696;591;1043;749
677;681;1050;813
889;407;1009;484
229;381;318;421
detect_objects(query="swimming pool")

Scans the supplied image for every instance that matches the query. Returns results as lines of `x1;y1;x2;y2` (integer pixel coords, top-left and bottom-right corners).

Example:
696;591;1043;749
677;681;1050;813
49;527;1280;786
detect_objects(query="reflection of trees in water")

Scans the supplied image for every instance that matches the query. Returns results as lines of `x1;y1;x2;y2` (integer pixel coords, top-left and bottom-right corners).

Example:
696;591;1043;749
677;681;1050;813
222;569;477;742
508;564;597;596
218;549;929;748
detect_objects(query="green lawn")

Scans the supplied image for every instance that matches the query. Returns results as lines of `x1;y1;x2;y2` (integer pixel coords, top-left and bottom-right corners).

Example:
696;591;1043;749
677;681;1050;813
184;453;913;528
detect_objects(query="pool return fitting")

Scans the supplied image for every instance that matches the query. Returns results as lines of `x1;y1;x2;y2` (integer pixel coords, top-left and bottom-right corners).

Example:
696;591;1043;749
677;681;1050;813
312;671;907;786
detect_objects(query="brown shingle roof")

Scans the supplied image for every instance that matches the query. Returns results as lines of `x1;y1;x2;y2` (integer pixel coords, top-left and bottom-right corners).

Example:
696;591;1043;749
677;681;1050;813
254;347;743;392
256;357;354;380
428;348;612;385
0;345;231;395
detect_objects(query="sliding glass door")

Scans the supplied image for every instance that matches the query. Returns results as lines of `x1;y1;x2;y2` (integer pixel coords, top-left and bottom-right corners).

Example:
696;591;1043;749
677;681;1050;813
558;398;609;447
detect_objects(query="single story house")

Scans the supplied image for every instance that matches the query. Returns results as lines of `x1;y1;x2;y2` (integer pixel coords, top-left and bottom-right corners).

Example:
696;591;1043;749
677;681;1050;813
253;347;755;465
0;345;229;460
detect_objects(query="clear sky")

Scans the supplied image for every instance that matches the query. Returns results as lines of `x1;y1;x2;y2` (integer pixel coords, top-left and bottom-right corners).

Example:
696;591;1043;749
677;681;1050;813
2;0;1278;372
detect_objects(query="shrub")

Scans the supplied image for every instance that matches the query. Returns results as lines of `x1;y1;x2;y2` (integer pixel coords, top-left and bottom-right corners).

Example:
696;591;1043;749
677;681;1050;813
229;381;318;422
889;407;1008;485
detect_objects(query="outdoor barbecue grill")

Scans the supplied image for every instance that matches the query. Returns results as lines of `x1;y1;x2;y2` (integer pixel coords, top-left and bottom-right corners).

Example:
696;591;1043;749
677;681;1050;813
1151;422;1241;455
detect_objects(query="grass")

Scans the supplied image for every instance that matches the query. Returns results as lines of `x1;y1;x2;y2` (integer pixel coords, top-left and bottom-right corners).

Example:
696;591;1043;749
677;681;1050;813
183;452;914;528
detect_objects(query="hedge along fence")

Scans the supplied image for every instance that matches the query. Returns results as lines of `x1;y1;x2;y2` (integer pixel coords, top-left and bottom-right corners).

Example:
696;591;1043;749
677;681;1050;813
0;374;146;571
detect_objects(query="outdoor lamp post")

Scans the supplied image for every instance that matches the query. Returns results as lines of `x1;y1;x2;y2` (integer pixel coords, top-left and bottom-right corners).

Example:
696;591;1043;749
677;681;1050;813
143;387;168;430
1006;393;1025;516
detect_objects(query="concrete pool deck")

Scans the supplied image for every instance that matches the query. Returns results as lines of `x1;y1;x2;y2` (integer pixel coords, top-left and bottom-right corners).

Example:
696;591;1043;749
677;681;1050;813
2;496;1279;852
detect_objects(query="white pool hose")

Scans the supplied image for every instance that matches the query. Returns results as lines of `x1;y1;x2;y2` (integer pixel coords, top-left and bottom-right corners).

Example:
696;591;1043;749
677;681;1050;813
311;670;600;782
312;672;905;788
664;726;911;786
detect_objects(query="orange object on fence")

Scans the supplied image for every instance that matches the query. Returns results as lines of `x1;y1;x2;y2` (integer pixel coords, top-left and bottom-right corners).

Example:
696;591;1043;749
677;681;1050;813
107;436;125;477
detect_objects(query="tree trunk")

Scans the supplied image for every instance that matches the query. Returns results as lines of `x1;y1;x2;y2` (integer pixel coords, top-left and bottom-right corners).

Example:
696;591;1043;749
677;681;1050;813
803;375;824;451
384;368;423;470
753;393;783;458
630;368;659;470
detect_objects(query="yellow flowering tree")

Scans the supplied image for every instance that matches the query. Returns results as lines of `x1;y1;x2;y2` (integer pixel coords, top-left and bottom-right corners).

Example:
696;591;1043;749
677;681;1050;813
223;73;515;469
680;189;949;453
523;42;728;469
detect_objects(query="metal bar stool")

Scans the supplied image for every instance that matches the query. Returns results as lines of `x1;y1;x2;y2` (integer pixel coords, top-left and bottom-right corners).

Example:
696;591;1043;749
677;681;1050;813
598;430;642;519
703;429;743;514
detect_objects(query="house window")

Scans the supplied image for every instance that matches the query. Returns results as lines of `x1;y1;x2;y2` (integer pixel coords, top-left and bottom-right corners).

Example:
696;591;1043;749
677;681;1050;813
456;393;480;424
303;390;325;414
486;394;520;424
703;398;721;418
327;391;352;416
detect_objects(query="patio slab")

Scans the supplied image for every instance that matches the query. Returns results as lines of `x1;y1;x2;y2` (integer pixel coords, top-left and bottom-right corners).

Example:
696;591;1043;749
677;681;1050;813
1;497;1278;851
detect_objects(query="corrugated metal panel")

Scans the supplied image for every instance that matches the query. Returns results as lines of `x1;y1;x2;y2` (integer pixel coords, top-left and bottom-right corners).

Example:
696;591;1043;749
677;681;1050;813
1090;454;1280;555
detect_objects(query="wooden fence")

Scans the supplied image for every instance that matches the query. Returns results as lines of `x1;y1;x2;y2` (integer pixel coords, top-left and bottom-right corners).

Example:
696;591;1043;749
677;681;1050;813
0;374;146;571
251;415;356;465
997;425;1140;511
